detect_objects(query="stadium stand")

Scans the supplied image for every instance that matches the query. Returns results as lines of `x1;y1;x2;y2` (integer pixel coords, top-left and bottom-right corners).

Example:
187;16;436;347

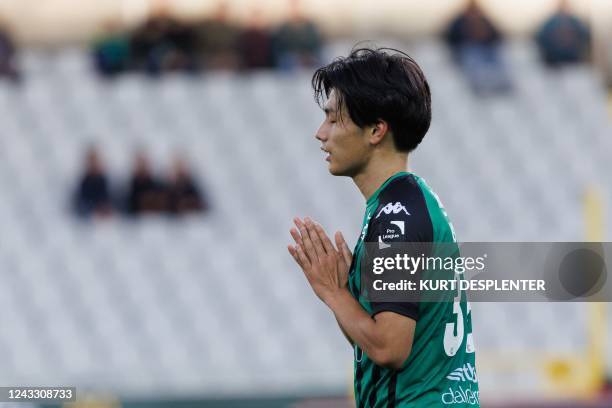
0;40;611;402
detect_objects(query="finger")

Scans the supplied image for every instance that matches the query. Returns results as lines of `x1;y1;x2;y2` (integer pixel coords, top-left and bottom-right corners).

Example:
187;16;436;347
290;227;304;248
294;242;311;269
304;217;326;258
295;217;318;262
288;245;301;266
315;222;337;256
335;231;353;266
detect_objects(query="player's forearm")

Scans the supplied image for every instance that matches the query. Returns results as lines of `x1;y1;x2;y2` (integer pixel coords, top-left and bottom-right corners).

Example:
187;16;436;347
335;316;354;346
325;289;402;369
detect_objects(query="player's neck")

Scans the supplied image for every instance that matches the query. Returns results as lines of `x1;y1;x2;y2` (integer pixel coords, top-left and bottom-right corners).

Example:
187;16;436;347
353;152;409;201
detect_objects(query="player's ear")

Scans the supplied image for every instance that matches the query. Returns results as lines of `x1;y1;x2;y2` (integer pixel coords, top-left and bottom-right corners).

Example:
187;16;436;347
369;120;389;146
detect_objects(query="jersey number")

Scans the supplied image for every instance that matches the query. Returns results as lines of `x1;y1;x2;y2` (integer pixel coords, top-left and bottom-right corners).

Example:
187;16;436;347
443;283;475;357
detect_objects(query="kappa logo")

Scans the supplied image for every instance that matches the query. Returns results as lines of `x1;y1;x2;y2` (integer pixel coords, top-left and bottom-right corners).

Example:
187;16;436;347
376;202;410;219
446;363;478;384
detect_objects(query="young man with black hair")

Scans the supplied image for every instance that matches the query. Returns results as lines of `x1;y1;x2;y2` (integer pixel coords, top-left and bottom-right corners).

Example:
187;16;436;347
288;48;479;407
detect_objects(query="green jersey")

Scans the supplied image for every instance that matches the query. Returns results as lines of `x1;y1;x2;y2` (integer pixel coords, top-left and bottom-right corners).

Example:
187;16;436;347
348;172;479;407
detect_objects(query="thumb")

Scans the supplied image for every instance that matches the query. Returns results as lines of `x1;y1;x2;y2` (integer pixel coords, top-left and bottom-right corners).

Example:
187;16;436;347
335;231;352;266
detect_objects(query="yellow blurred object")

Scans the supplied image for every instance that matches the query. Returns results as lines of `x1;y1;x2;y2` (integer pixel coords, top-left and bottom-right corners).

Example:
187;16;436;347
543;354;602;398
584;187;604;243
583;187;606;397
545;358;571;379
542;187;609;397
63;394;121;408
347;363;354;400
478;186;608;400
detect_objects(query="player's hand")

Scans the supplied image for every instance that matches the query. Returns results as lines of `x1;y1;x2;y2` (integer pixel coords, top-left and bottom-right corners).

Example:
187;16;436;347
288;217;352;304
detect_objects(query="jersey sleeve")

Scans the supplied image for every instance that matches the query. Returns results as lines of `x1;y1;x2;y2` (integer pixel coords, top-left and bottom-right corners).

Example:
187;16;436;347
365;195;434;322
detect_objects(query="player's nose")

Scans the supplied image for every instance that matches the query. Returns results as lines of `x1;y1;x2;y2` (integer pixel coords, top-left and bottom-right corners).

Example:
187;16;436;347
315;123;328;142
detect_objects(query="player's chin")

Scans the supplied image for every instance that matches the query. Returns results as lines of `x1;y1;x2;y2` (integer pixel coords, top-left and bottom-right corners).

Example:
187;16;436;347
328;162;349;177
327;160;338;175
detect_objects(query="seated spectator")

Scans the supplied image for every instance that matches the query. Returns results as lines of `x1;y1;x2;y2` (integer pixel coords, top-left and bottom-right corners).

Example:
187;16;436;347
125;152;167;215
271;0;322;71
444;0;511;95
536;0;590;67
237;8;273;70
195;1;240;70
165;18;198;72
130;0;196;75
73;147;113;219
0;19;20;82
166;155;209;215
92;19;130;77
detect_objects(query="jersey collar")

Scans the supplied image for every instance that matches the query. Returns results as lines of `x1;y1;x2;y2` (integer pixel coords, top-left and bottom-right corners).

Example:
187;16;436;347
366;171;411;206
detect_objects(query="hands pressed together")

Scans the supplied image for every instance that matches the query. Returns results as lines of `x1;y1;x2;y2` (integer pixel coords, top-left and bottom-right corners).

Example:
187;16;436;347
288;217;353;304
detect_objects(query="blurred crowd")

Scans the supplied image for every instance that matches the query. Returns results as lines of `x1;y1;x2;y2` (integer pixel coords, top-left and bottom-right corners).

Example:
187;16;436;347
444;0;590;95
0;0;592;88
0;18;19;82
73;147;210;220
92;0;322;77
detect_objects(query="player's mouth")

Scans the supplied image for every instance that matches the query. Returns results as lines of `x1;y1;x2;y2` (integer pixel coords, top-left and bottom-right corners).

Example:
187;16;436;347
321;146;331;162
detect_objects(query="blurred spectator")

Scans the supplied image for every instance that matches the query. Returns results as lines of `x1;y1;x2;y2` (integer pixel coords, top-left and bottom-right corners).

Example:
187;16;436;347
238;8;273;70
271;0;322;71
166;155;209;215
164;19;198;72
444;0;511;95
130;0;196;75
92;19;130;77
125;152;167;215
195;1;240;70
0;19;20;82
73;147;113;219
536;0;590;67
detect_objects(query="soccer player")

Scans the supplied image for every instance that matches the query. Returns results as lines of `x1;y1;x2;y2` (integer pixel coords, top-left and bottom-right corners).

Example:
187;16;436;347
287;48;479;407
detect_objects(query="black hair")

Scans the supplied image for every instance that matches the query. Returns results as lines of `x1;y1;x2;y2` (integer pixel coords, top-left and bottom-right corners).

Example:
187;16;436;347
312;46;431;152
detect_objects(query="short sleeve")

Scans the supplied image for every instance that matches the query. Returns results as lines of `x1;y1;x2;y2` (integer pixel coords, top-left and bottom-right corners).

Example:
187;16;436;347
365;197;433;321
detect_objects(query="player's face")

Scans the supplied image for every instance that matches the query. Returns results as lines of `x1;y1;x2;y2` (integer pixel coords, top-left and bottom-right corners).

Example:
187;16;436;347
315;91;371;177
